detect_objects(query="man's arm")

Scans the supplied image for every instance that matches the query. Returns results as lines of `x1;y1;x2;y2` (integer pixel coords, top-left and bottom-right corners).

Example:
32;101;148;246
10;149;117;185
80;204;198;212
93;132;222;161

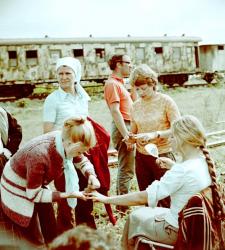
109;102;129;139
43;122;55;133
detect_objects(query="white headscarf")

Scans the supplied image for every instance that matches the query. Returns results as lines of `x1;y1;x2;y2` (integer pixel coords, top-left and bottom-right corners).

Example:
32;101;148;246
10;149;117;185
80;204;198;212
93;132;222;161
55;131;79;208
56;57;90;101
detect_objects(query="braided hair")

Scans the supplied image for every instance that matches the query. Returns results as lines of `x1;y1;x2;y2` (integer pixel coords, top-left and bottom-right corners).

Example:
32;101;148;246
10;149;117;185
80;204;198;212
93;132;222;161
200;146;225;249
200;146;225;220
172;115;225;221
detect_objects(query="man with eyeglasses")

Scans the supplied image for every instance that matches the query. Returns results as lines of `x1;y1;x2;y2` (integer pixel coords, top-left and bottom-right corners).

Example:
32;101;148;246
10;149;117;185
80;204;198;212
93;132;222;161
104;54;135;213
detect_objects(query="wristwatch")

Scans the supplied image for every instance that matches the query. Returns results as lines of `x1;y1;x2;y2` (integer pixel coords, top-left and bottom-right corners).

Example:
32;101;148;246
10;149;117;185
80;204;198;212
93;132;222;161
156;131;161;138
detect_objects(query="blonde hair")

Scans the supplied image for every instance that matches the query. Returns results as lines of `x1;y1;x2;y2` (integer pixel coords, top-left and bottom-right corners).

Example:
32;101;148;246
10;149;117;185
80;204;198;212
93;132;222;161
172;115;225;222
130;64;158;90
172;115;206;149
62;117;96;149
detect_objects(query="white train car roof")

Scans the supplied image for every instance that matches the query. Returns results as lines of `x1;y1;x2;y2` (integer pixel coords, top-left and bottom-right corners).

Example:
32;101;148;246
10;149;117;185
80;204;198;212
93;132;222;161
0;36;202;45
199;43;225;46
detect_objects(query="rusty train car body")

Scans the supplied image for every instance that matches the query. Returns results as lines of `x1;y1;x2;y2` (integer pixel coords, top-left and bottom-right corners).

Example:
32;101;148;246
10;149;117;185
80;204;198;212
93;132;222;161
0;36;223;98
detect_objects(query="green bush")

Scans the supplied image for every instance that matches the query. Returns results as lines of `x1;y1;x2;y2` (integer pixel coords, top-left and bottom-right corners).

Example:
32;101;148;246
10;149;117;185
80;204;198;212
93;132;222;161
16;98;28;108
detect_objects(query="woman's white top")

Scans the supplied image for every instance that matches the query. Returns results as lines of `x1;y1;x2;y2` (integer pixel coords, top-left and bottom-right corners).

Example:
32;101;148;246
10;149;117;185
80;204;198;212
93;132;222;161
43;87;90;130
146;156;212;228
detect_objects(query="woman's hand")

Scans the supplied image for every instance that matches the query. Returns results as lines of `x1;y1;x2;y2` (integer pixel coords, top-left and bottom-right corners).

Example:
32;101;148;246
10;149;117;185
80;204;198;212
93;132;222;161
61;191;87;200
87;175;101;190
136;132;157;146
125;133;137;144
85;190;109;203
156;157;175;170
123;133;136;151
71;191;87;200
125;141;135;151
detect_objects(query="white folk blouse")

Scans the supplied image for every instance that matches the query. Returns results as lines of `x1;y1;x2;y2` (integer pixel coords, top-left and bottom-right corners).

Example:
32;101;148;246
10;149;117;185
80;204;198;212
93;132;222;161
146;156;212;228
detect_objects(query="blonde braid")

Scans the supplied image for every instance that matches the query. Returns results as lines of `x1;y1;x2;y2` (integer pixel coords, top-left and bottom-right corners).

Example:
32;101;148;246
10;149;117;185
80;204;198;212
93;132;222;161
200;146;225;220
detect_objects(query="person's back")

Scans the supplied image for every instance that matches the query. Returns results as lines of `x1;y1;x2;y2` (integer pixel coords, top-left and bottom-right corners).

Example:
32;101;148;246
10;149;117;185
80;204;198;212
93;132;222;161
0;107;22;174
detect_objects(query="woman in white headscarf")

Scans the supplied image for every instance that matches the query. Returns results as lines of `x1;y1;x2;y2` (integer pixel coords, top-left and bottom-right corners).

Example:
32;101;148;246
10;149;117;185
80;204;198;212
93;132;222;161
42;57;115;236
43;57;90;132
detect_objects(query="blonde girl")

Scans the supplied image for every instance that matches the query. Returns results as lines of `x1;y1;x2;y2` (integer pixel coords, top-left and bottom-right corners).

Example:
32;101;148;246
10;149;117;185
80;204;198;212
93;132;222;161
89;115;224;249
0;117;99;247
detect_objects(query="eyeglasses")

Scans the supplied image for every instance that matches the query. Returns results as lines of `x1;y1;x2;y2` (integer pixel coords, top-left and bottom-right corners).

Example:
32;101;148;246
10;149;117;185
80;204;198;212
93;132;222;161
118;61;132;65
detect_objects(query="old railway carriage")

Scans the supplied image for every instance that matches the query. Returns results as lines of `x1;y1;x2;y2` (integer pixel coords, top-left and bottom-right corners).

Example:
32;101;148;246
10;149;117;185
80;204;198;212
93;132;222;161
0;36;201;98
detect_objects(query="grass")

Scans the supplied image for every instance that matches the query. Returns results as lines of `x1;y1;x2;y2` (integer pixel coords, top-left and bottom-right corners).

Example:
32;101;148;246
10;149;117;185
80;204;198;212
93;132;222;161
1;83;225;249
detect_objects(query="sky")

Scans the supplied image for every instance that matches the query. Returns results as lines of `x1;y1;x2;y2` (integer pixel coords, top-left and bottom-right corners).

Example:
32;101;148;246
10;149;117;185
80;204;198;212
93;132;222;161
0;0;225;44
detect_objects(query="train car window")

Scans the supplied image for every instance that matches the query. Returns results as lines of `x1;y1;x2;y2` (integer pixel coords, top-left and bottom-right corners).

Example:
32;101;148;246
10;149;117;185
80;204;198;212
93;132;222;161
136;48;145;61
50;50;61;63
8;50;17;67
154;47;163;54
115;48;126;54
73;49;84;57
173;47;181;61
186;47;193;63
194;46;199;68
26;50;38;66
218;45;224;50
187;47;192;54
95;48;105;59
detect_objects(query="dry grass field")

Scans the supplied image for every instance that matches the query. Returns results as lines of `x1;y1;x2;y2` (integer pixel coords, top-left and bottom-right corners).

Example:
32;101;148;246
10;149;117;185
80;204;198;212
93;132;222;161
1;83;225;248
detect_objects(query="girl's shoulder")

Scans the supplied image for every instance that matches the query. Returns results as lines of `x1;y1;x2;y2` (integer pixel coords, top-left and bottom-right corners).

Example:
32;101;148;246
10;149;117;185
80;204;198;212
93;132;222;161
171;162;187;173
173;157;207;173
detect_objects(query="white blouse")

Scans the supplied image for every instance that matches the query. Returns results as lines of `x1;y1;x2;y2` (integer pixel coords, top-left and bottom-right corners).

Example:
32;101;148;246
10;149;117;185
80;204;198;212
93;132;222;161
146;156;212;228
43;87;90;130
